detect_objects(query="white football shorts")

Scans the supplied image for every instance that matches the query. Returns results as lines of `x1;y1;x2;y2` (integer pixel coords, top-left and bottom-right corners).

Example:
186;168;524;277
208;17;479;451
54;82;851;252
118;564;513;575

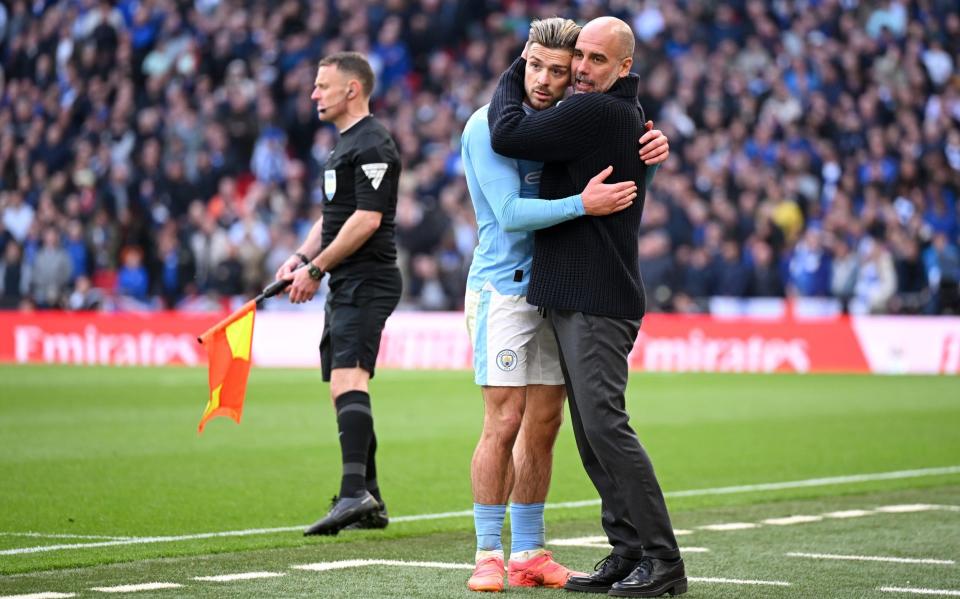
464;286;564;387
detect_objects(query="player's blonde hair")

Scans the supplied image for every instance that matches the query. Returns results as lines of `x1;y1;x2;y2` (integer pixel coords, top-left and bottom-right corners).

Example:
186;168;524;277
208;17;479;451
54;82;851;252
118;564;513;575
528;17;581;51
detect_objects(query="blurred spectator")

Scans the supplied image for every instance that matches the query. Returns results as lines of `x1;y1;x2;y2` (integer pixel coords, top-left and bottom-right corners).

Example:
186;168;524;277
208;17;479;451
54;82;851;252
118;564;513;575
925;232;960;314
31;228;72;308
67;275;102;311
2;191;34;243
116;246;150;303
830;235;859;309
638;231;676;310
0;239;30;308
748;240;784;297
715;239;752;297
852;238;898;314
788;228;832;297
63;219;90;281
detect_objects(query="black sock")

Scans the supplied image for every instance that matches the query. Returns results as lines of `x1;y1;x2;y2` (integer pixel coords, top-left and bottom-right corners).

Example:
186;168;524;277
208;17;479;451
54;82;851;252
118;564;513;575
366;433;381;503
335;391;373;498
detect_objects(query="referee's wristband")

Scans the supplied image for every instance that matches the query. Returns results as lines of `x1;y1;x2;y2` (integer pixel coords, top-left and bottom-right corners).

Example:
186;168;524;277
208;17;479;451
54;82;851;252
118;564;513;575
294;252;310;266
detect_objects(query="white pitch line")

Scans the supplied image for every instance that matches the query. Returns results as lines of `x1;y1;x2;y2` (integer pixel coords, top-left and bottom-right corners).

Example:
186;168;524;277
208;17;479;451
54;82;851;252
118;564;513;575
90;582;182;593
880;587;960;596
698;522;760;531
193;571;286;582
3;465;958;556
293;559;474;572
0;593;76;599
0;533;131;540
788;552;955;565
875;504;941;513
822;509;875;518
690;576;791;586
762;515;824;526
665;465;960;498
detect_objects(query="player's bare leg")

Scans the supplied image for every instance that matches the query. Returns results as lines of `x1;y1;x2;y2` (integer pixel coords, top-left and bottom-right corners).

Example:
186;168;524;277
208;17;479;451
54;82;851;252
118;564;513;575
508;384;584;587
468;386;524;591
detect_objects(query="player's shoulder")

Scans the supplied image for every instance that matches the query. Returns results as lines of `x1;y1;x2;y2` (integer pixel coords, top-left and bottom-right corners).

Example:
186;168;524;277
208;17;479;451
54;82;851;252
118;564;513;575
462;104;491;145
464;105;490;134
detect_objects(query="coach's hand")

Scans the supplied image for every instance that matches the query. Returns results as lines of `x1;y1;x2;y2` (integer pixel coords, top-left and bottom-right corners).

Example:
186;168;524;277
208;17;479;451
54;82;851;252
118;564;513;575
639;120;669;165
581;166;637;216
286;267;321;304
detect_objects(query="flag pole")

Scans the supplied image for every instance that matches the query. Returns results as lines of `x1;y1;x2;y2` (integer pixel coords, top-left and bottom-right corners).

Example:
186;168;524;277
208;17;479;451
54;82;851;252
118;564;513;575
197;279;292;345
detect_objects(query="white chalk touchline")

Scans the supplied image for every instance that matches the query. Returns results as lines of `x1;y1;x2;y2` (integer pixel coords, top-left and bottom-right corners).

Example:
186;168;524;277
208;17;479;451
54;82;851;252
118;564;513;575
547;536;710;552
788;552;955;565
689;576;791;586
193;571;286;582
0;593;76;599
0;533;130;540
880;587;960;596
822;509;874;518
3;465;958;556
762;515;823;526
293;559;475;571
90;583;182;593
699;522;760;531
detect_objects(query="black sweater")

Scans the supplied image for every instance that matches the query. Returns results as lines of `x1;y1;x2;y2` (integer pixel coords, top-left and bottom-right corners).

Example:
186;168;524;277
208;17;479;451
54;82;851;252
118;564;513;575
488;57;649;319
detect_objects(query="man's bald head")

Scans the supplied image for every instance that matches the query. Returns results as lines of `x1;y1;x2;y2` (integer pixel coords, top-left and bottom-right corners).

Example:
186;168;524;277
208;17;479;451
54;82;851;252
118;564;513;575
582;16;635;61
571;16;636;93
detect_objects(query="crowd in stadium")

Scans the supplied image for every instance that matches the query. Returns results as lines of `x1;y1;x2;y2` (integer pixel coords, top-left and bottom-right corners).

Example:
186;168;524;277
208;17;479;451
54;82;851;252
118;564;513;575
0;0;958;314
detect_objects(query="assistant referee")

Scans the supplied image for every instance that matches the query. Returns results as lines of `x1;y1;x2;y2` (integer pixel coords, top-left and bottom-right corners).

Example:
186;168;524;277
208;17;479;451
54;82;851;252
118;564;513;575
276;52;402;536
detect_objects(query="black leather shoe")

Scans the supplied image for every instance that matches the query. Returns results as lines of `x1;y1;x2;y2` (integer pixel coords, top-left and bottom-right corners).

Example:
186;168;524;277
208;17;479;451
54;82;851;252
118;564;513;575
563;554;639;593
608;556;687;597
303;492;379;536
343;500;388;530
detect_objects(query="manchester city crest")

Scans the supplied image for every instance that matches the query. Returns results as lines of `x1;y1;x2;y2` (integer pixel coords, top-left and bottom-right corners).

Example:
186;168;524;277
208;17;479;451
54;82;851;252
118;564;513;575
496;349;518;371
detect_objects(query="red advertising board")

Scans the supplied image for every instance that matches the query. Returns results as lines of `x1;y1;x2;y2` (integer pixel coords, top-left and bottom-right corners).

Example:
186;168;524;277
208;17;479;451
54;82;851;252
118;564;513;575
1;311;957;374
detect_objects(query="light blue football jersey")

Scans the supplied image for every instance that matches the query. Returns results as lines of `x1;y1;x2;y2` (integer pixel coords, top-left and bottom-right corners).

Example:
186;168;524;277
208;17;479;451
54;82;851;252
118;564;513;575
462;104;585;295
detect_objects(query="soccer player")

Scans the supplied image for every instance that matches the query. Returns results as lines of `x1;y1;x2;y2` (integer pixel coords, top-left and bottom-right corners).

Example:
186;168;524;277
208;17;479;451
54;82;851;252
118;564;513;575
462;18;670;592
488;17;686;596
276;52;401;535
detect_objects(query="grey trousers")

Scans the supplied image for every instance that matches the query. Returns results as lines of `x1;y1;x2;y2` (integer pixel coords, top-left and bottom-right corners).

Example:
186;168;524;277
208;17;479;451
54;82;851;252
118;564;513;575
549;309;680;560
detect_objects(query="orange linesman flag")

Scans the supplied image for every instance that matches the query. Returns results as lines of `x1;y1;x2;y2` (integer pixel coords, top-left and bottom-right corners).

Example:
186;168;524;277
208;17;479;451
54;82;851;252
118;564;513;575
197;300;256;433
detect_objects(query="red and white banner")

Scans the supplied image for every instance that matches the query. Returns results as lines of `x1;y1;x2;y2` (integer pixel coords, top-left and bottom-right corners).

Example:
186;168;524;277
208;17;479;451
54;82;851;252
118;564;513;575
1;311;957;375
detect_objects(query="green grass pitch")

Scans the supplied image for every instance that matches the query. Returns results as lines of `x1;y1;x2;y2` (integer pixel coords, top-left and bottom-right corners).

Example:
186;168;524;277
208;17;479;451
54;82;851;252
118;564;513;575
1;365;958;597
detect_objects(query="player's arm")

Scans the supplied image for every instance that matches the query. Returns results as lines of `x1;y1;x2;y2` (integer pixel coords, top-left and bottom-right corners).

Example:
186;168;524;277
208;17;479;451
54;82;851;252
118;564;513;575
484;165;636;232
639;121;668;188
487;57;601;163
465;119;635;232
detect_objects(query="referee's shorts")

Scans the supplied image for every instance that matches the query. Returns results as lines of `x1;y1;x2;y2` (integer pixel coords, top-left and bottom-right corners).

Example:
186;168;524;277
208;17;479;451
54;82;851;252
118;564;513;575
464;285;564;387
320;266;401;381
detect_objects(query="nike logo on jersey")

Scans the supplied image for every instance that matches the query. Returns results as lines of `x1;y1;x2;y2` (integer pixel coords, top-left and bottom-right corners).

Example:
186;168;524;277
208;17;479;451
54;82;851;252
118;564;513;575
361;163;388;190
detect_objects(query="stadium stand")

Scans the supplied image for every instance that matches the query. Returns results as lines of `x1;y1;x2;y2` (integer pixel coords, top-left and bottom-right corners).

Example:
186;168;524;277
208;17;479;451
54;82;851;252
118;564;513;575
0;0;957;315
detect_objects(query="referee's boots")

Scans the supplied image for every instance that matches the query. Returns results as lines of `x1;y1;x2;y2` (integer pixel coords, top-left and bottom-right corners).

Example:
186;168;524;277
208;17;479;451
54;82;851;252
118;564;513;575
303;491;379;536
344;499;389;530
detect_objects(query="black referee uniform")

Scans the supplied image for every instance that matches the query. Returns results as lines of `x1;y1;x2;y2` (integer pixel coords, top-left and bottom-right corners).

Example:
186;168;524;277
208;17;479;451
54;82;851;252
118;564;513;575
319;114;402;382
301;114;403;536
